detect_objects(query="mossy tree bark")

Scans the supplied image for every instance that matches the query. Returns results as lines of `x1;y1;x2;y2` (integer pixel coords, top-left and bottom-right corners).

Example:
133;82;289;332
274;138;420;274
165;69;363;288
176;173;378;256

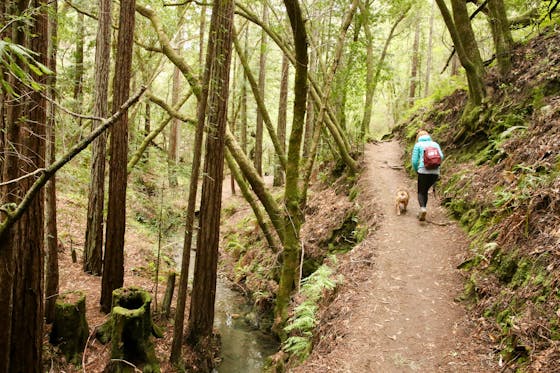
436;0;486;109
273;54;289;187
105;288;160;373
487;0;514;78
226;151;281;252
50;291;89;365
274;0;308;335
254;2;268;176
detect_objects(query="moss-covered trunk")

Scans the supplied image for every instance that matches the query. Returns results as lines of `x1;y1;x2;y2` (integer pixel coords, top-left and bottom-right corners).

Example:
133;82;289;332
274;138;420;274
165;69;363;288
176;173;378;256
274;0;308;335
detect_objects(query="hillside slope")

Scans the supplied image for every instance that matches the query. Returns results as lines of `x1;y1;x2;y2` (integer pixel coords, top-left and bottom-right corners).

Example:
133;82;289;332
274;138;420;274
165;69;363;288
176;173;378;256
397;25;560;372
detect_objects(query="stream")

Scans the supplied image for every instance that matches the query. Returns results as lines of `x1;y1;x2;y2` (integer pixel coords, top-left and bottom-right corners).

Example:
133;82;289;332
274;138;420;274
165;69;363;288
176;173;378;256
173;240;279;372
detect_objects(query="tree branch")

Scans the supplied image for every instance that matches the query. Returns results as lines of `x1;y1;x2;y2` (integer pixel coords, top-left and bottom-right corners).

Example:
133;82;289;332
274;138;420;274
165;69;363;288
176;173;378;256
0;86;146;239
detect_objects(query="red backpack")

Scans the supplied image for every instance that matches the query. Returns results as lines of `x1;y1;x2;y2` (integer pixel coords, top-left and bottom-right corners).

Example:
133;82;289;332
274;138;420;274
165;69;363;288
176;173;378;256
423;146;441;169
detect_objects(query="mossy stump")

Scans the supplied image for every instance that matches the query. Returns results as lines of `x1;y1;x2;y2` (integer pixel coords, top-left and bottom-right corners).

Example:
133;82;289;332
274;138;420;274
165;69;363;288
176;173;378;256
50;291;89;365
105;287;160;373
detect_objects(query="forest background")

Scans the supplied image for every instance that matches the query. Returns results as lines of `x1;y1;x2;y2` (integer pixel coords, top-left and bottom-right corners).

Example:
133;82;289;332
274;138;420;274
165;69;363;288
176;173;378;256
0;0;546;372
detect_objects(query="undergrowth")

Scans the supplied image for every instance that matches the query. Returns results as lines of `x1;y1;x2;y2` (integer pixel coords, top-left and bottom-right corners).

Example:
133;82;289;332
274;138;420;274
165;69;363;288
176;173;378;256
282;260;342;363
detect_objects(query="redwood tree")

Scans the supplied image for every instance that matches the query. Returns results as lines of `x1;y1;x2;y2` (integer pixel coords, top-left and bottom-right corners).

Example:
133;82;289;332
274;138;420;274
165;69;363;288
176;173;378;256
0;1;49;371
45;0;59;324
187;0;235;346
84;0;112;276
101;0;136;313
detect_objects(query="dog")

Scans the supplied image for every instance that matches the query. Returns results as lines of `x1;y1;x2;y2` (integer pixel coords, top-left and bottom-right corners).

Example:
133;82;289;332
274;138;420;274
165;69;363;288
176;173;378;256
395;188;409;216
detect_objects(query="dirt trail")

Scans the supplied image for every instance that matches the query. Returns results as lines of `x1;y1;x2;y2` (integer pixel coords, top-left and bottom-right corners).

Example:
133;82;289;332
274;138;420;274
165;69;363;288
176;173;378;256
296;141;492;372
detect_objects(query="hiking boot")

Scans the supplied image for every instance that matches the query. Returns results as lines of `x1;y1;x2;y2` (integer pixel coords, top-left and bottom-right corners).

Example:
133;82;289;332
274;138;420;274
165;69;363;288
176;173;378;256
418;207;427;221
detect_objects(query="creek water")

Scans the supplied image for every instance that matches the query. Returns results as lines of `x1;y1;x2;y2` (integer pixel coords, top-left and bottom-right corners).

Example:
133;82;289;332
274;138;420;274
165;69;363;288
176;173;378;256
173;242;278;373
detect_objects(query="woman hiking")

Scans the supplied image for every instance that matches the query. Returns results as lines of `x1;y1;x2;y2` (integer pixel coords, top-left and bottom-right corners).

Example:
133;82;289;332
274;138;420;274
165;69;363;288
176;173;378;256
411;130;444;221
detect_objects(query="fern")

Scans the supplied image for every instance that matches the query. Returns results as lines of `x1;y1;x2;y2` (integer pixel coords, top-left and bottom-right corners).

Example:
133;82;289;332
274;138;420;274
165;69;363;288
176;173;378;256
282;258;342;362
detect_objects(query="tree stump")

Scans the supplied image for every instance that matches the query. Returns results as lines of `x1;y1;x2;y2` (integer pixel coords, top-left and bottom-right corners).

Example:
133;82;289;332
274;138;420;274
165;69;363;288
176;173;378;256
161;272;176;319
50;291;89;365
105;287;160;373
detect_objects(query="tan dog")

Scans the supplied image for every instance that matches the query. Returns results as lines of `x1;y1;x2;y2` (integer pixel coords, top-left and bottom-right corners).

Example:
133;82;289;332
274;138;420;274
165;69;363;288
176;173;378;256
395;188;409;215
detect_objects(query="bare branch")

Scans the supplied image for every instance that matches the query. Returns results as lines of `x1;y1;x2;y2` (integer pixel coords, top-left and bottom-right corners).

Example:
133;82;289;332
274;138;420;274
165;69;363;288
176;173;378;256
0;86;147;239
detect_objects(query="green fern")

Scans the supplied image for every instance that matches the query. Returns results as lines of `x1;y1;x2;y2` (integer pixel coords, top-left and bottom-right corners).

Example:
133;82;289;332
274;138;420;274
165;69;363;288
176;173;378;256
282;259;342;362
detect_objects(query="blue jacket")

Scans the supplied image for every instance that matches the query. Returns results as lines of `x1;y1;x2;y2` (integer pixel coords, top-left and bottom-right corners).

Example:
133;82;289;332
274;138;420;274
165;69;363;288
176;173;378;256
411;135;444;174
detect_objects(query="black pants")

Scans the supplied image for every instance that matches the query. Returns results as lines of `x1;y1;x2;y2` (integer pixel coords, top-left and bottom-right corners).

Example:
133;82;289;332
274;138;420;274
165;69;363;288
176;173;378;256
417;173;439;208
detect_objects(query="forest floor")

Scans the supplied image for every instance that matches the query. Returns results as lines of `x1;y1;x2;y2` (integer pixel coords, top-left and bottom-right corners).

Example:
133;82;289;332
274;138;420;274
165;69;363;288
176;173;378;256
294;140;497;372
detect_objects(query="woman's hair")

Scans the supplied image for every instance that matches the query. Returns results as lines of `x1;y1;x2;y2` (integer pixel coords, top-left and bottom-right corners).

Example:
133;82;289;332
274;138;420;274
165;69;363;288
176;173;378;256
416;130;429;141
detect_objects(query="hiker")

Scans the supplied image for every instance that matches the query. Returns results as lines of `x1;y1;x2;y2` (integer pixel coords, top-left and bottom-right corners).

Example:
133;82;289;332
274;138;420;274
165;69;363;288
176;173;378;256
411;129;443;221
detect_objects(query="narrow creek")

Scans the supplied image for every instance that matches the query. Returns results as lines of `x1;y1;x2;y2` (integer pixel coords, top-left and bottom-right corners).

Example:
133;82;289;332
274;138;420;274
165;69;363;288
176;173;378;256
173;237;279;372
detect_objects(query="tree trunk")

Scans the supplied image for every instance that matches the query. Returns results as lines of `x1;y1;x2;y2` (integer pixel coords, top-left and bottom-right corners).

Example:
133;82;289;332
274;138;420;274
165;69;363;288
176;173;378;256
161;272;176;319
170;0;217;362
226;151;281;251
409;22;421;106
240;28;249;154
8;2;49;371
168;64;181;187
168;7;184;187
274;0;308;334
254;3;268;176
45;0;60;324
84;0;112;276
233;30;287;170
73;3;85;126
424;0;435;97
487;0;513;77
101;0;136;313
225;130;285;239
273;55;289;187
187;0;235;347
199;4;207;74
143;102;151;163
50;291;89;365
436;0;486;107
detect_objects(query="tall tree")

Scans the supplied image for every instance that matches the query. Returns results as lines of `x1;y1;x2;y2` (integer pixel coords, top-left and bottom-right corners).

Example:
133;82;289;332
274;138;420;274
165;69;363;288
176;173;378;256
240;27;249;154
84;0;112;275
101;0;136;313
487;0;514;77
168;7;184;187
73;1;85;124
0;1;49;370
0;1;26;366
254;2;269;176
187;0;235;346
273;54;289;187
424;0;435;97
45;0;59;324
408;21;421;106
274;0;308;332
